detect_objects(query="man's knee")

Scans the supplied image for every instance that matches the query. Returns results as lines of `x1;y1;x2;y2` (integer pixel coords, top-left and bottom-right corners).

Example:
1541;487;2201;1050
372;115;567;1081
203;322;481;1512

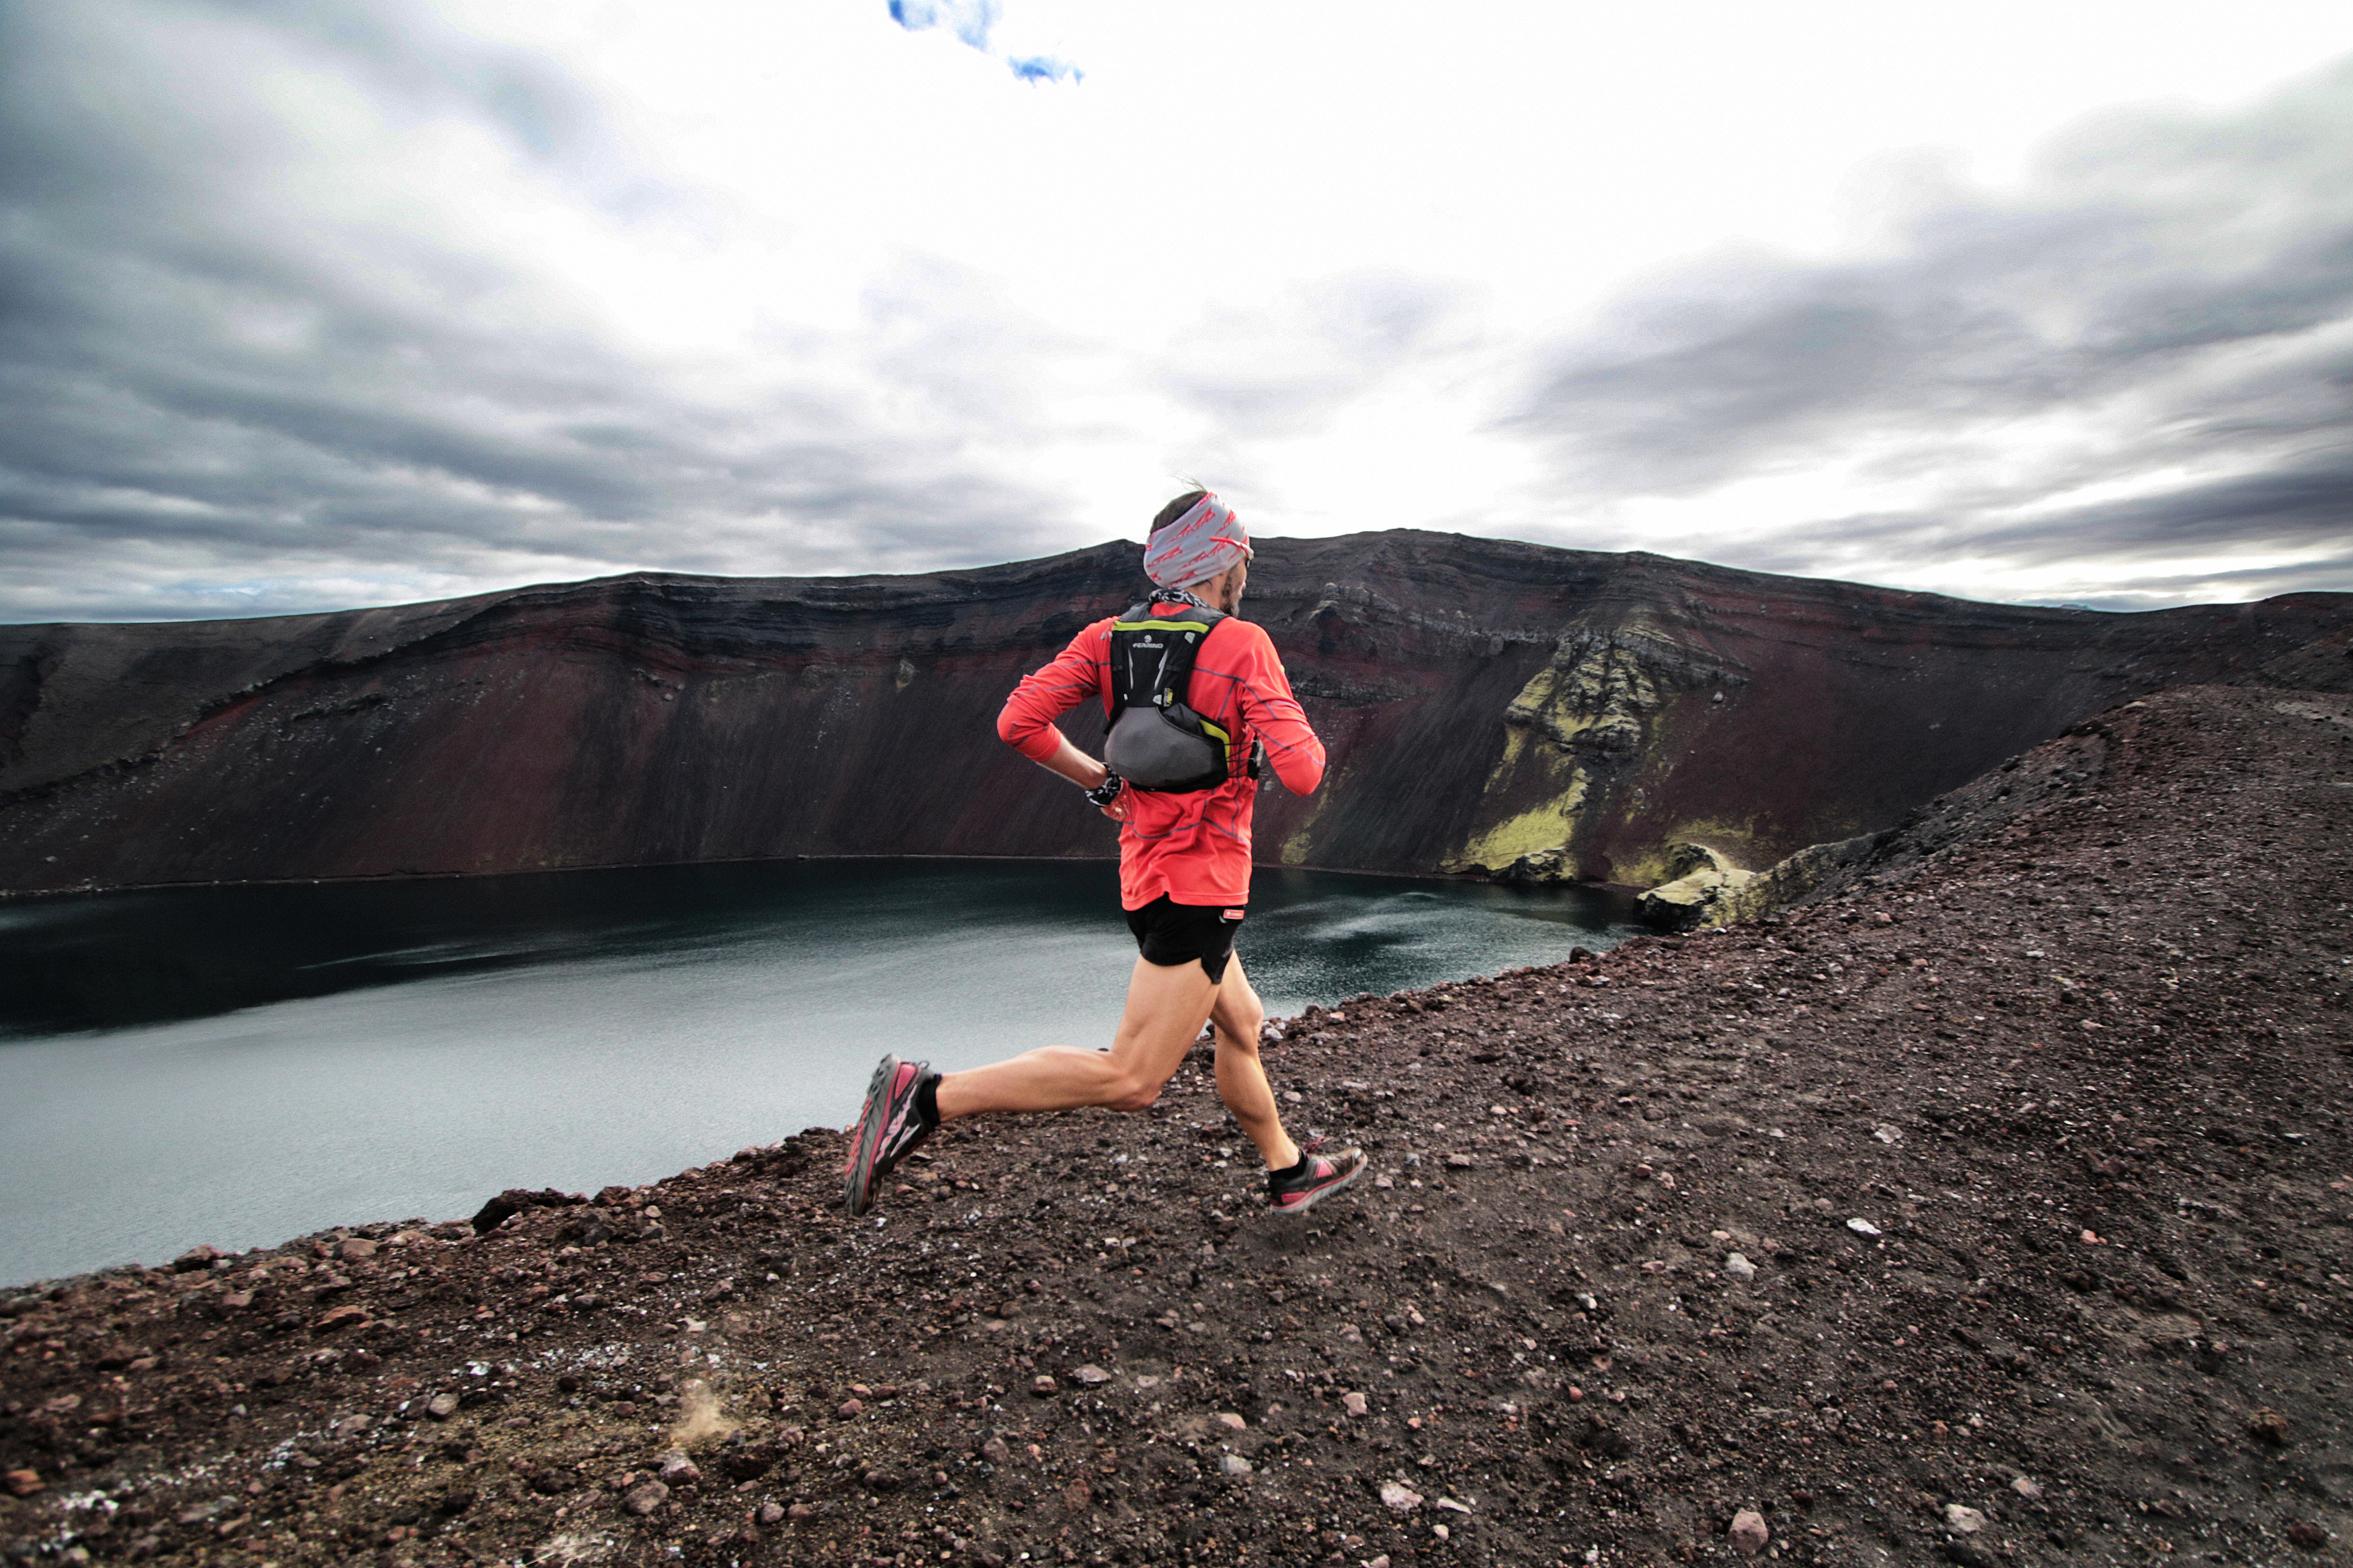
1214;1027;1265;1065
1107;1072;1165;1113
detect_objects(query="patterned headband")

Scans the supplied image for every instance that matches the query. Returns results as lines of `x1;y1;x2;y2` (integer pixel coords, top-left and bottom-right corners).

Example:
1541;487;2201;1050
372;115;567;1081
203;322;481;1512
1142;493;1253;589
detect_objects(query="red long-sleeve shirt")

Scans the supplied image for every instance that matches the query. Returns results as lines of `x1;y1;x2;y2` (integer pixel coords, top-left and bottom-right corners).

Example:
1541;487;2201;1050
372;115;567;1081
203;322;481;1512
997;606;1325;910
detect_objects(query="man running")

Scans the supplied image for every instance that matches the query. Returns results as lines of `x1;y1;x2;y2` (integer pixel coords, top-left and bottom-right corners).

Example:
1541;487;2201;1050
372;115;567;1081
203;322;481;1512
843;490;1366;1218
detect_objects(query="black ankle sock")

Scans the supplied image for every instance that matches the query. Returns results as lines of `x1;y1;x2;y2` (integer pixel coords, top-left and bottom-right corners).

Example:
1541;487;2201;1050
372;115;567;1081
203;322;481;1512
915;1073;941;1130
1269;1156;1308;1184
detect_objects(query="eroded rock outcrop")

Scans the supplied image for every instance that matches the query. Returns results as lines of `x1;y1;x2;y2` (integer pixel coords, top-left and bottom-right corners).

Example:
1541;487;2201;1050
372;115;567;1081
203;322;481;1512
1632;842;1756;927
1635;832;1892;930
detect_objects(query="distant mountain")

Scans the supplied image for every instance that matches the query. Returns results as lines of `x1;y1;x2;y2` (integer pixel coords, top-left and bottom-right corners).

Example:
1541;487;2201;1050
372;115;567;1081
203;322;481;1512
2;532;2347;896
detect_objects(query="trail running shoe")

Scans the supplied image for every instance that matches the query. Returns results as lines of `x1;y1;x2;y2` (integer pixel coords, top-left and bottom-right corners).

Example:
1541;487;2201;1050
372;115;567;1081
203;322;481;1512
1267;1145;1367;1215
843;1054;936;1217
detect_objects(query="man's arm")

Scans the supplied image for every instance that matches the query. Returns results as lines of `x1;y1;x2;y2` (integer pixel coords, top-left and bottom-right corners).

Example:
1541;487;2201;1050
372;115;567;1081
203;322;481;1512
1027;728;1110;790
1229;626;1326;795
996;623;1129;818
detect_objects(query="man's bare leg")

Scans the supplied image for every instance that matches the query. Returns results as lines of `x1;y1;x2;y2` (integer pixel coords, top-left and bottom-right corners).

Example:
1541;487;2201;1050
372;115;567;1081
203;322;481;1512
933;956;1219;1119
1208;955;1300;1173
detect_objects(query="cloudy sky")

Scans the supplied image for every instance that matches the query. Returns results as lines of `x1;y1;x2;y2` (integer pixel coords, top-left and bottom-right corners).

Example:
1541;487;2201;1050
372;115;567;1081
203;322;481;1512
5;0;2353;622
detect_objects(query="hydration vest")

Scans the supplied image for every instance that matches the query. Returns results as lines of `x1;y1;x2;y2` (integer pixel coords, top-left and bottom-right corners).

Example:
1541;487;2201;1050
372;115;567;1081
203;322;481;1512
1103;600;1238;793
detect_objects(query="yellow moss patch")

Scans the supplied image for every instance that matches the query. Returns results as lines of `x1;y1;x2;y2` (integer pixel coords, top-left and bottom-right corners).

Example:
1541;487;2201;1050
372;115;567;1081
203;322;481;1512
1452;741;1589;870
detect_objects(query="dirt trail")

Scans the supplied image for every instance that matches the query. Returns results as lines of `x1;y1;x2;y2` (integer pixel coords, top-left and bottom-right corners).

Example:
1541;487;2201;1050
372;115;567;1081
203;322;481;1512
3;684;2349;1568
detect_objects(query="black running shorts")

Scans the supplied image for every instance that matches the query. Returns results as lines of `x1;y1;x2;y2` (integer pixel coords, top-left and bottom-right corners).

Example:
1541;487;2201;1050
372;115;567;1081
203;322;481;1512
1125;896;1245;983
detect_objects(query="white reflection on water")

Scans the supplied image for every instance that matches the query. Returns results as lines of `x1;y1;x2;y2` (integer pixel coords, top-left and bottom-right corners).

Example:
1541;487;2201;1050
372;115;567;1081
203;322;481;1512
0;860;1634;1286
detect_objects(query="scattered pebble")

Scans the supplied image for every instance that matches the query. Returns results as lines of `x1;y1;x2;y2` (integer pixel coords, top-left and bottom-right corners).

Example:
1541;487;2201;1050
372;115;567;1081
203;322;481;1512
1729;1508;1769;1555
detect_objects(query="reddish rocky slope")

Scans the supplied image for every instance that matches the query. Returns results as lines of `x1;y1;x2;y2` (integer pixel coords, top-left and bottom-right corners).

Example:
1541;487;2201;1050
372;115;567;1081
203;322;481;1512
2;682;2347;1566
1;535;2347;897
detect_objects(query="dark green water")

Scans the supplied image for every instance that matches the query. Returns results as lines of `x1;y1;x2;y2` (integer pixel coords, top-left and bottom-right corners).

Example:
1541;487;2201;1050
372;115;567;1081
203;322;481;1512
0;858;1636;1286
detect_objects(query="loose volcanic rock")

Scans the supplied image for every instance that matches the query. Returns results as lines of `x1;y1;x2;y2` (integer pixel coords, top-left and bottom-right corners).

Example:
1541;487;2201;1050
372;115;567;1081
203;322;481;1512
0;684;2348;1568
1729;1508;1770;1555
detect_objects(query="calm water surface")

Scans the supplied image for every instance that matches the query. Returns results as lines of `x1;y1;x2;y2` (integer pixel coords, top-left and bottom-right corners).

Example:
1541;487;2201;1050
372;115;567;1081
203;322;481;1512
0;858;1636;1286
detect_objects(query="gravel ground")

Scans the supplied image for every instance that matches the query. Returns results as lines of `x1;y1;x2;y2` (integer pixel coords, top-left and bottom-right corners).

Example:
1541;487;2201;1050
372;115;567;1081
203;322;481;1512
3;683;2349;1568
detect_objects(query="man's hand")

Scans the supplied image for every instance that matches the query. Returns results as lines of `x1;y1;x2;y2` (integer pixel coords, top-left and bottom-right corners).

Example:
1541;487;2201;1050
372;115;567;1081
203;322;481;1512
1034;731;1129;820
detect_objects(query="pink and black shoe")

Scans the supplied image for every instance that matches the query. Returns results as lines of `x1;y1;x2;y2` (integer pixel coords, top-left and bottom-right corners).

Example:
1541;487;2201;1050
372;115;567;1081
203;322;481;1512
843;1054;938;1217
1267;1146;1367;1214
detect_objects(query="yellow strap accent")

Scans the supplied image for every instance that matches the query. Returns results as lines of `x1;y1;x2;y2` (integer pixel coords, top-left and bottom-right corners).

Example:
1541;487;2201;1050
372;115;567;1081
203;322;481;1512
1111;620;1214;634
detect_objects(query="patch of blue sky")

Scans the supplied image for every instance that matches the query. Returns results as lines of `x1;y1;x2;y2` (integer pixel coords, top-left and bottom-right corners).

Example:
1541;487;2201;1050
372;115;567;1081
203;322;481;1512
1008;54;1080;85
888;0;999;53
886;0;1081;84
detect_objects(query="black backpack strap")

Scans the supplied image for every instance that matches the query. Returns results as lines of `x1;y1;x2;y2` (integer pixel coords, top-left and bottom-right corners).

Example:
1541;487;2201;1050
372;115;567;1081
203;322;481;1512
1107;599;1226;710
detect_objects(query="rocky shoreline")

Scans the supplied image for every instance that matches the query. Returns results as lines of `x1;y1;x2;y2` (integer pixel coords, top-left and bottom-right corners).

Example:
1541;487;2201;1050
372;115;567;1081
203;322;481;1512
3;683;2349;1567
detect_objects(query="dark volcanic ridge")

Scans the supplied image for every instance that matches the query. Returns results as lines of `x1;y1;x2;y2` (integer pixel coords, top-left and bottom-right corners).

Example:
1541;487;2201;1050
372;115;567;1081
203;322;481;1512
2;682;2349;1568
3;532;2348;901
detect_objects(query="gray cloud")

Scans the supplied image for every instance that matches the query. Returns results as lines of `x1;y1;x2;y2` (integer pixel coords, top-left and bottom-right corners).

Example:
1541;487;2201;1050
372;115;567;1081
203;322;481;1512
0;1;1090;622
1160;271;1473;435
1708;454;2353;578
6;1;2349;627
1511;60;2353;602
